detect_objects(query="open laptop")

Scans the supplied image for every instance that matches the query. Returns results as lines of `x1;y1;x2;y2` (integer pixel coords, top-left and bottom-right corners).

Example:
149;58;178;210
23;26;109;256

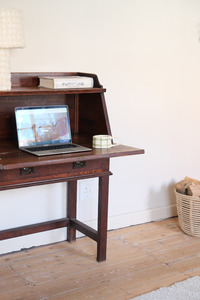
15;105;92;156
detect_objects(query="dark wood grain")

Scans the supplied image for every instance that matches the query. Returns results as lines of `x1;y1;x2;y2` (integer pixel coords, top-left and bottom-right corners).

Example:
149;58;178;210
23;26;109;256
97;175;110;262
0;218;69;241
0;158;112;190
70;219;98;242
79;92;111;137
67;180;77;242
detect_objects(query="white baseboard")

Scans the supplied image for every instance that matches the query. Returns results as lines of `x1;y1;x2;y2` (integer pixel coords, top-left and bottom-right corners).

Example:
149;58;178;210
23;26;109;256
76;204;177;237
108;204;177;230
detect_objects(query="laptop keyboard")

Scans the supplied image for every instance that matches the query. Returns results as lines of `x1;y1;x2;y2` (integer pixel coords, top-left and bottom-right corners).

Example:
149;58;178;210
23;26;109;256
28;144;77;152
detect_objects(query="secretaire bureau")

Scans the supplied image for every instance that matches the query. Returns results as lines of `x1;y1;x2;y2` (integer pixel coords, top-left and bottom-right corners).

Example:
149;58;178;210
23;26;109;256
0;72;144;262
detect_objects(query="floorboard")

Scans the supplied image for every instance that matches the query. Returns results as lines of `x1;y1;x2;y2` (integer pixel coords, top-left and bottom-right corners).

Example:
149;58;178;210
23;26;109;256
1;217;199;299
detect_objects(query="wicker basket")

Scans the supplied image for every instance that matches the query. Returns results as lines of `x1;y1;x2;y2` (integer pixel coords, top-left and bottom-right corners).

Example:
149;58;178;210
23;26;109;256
175;188;200;237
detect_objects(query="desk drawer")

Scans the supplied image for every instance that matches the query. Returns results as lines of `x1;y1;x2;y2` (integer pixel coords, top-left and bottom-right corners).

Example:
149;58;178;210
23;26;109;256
0;159;110;190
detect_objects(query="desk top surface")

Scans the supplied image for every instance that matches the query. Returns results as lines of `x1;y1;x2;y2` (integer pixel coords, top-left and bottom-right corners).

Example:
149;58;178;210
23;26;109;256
0;139;144;170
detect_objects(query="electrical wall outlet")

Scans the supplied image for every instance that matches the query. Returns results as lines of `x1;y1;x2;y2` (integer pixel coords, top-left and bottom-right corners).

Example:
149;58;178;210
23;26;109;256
79;179;97;201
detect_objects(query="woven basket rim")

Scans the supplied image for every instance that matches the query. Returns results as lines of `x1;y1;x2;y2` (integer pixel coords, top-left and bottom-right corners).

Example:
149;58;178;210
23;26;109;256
174;184;200;201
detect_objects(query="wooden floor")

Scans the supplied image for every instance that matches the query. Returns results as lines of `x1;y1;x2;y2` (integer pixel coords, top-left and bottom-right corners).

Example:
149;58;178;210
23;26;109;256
1;217;200;300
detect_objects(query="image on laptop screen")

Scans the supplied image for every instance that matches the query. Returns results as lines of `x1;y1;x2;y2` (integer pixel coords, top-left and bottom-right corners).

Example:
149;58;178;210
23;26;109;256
15;106;71;147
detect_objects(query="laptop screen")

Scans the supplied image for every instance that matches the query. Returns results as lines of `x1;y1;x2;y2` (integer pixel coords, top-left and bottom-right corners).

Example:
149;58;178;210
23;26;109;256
15;105;71;147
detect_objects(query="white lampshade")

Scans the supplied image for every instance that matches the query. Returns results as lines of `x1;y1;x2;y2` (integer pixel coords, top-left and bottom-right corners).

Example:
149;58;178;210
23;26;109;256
0;8;25;48
0;8;25;90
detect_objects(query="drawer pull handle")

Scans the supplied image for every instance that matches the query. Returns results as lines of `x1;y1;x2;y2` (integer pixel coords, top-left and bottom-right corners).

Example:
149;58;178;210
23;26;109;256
73;161;86;169
20;167;35;176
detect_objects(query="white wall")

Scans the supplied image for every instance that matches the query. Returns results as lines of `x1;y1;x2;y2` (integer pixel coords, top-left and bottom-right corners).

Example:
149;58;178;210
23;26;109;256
1;0;200;255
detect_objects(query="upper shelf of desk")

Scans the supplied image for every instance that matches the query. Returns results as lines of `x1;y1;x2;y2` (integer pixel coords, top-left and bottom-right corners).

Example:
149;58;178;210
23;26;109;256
0;86;106;96
0;72;105;96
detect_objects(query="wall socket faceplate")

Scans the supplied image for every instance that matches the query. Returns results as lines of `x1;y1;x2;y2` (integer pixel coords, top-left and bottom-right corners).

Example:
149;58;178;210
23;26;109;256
79;179;97;201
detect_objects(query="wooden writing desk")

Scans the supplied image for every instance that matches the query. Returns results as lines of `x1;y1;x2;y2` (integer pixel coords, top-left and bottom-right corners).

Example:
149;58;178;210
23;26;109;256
0;72;144;262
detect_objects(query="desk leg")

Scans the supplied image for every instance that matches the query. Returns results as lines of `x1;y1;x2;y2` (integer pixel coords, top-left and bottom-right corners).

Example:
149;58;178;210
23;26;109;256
97;175;109;262
67;180;77;242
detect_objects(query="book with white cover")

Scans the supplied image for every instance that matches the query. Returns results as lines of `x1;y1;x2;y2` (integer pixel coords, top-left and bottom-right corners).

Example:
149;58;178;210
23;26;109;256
39;76;94;89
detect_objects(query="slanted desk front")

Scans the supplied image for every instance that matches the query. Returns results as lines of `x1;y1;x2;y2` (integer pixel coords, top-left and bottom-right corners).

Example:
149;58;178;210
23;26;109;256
0;72;144;262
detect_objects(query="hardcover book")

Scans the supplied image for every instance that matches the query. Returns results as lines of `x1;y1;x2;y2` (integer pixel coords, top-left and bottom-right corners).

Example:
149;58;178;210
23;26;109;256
39;76;94;89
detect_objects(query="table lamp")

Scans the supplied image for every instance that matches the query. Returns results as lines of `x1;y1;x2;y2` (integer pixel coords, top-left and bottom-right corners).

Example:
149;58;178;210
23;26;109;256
0;8;25;91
